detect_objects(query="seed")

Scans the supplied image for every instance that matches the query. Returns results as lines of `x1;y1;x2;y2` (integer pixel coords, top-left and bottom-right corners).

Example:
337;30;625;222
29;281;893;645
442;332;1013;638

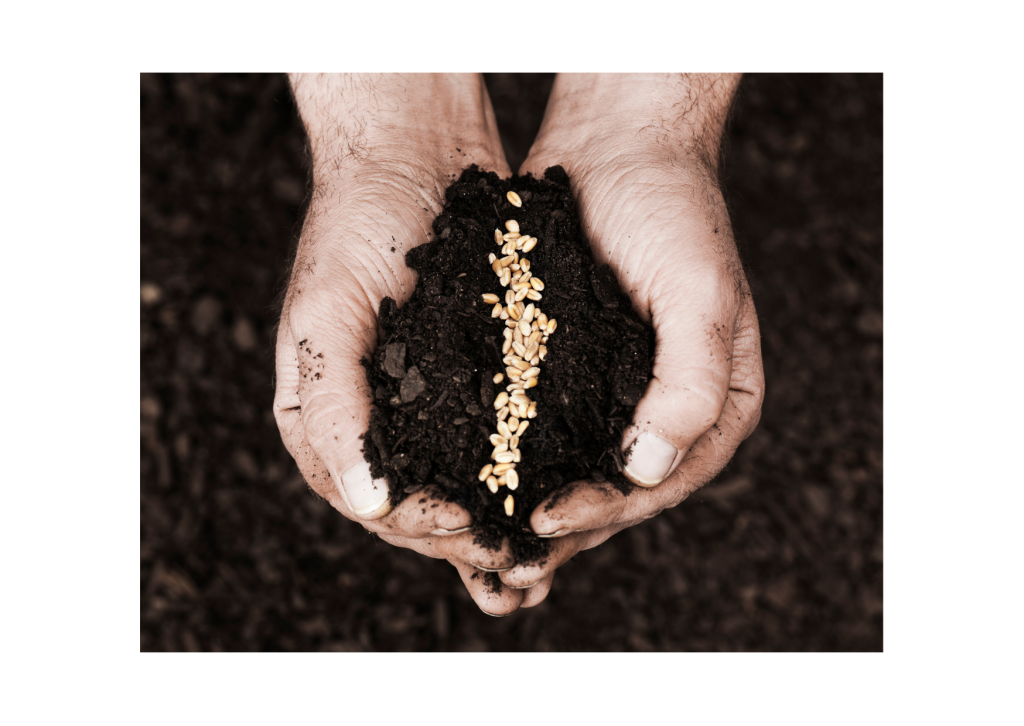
506;469;519;490
531;278;545;291
497;405;510;421
510;391;530;405
507;304;521;320
522;367;541;380
506;366;521;380
504;327;513;342
494;229;504;245
486;477;499;494
530;356;540;366
504;494;515;516
512;448;521;463
522;236;538;252
496;474;507;485
527;402;537;418
547;318;558;333
507;191;522;207
513;358;531;371
528;330;542;345
522;303;535;322
518;402;529;418
511;281;529;292
518;319;532;336
503;232;521;242
491;260;503;275
510;434;520;450
516;420;530;436
488;253;497;265
482;293;499;305
538;345;547;360
500;254;516;268
502;241;516;255
478;464;493;481
513;341;527;357
524;378;538;390
493;462;514;474
492;441;509;456
497;420;511;439
510;263;521;271
494;391;509;410
504;290;515;307
506;219;520;233
507;381;525;391
499;308;510;320
493;373;504;384
521;259;531;272
490;303;502;318
508;417;520;433
526;289;542;301
524;341;539;360
489;434;506;447
495;451;515;464
502;338;512;354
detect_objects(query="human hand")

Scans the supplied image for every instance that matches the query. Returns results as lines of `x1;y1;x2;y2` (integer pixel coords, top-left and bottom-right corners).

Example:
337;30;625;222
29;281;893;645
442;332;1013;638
487;74;766;598
273;74;548;615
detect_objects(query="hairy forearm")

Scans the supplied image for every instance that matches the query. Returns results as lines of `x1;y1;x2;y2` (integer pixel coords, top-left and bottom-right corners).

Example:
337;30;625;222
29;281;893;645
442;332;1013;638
532;73;741;176
288;73;505;185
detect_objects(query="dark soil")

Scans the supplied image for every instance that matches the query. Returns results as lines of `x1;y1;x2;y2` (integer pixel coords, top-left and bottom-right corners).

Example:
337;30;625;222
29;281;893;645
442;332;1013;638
363;166;653;561
141;73;882;651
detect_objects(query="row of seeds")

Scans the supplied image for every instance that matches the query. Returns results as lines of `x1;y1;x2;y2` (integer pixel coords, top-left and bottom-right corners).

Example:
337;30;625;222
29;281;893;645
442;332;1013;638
477;191;557;516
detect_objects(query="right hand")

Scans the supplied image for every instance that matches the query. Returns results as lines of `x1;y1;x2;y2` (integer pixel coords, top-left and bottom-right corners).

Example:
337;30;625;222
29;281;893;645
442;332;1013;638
273;74;548;615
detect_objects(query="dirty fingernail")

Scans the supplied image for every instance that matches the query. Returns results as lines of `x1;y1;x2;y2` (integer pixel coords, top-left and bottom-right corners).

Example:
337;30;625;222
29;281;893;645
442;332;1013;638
509;580;542;590
472;563;514;573
339;461;392;519
536;527;575;539
624;432;678;487
481;610;512;617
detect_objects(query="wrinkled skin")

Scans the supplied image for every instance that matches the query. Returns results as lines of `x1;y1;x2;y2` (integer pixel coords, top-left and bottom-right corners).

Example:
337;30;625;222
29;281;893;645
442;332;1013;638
273;74;765;616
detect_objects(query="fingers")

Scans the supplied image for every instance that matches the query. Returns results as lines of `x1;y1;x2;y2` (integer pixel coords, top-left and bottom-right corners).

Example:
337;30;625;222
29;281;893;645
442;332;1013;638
430;531;516;572
519;574;555;608
498;532;585;589
452;560;524;616
528;481;628;539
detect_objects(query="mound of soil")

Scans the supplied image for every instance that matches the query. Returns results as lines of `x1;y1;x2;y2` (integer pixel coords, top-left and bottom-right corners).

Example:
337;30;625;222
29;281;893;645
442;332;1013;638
363;165;654;562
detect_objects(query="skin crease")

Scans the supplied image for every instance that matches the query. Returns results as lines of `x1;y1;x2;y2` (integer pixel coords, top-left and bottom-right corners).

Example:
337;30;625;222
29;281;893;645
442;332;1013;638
273;73;765;616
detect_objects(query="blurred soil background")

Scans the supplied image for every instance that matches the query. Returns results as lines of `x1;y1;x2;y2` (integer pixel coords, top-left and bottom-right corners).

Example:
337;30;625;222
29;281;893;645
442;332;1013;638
140;73;882;651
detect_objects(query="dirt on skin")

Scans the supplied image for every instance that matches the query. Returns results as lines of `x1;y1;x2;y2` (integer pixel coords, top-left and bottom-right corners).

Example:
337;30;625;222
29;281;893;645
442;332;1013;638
363;165;654;563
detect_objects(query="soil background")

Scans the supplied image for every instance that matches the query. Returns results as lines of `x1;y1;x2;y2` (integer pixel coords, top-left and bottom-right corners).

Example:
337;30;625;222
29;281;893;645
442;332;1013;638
141;73;882;651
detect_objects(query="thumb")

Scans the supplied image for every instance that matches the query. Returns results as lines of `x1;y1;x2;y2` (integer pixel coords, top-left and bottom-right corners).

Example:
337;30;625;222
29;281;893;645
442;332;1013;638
290;286;393;519
622;271;736;487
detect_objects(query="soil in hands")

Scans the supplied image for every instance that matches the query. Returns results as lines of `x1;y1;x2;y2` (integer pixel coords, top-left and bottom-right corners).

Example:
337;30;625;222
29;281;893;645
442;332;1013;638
362;165;654;564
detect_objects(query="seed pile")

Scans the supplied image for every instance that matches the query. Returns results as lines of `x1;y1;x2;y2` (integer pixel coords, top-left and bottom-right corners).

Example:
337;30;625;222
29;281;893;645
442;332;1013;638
362;165;654;563
477;197;558;517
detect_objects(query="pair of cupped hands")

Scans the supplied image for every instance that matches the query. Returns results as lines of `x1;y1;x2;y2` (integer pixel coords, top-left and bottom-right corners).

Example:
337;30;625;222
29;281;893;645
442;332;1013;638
274;74;764;615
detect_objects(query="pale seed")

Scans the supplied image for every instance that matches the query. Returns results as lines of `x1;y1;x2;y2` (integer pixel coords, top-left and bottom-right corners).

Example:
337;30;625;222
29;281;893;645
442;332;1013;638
491;303;502;318
521;259;531;272
494;229;504;245
510;263;521;271
486;477;499;494
502;338;512;354
515;420;530;436
547;318;558;333
499;308;510;320
482;293;499;304
497;405;510;421
518;403;529;418
518;319;532;336
492;442;509;456
512;341;527;357
507;381;525;391
505;219;520;233
508;304;521;320
523;303;535;322
526;289;542;301
495;451;515;464
491;259;503;275
531;278;545;291
497;420;511;439
528;330;542;344
538;345;547;360
532;321;540;331
503;232;521;242
507;191;522;207
478;464;493;481
512;448;521;463
508;417;520;433
489;252;497;264
505;290;516;306
502;241;516;255
493;372;504;384
506;366;522;380
510;392;530;406
524;377;538;390
527;402;537;418
524;341;539;360
494;391;509;410
500;254;515;268
507;318;519;328
530;356;540;366
513;358;531;371
493;462;514;474
510;434;520;450
506;469;519;490
496;474;507;485
522;367;541;380
489;434;506;447
519;271;532;283
504;494;515;516
522;236;538;252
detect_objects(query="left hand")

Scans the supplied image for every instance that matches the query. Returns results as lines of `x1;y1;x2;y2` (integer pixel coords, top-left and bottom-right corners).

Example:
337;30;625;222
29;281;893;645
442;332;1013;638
491;74;766;598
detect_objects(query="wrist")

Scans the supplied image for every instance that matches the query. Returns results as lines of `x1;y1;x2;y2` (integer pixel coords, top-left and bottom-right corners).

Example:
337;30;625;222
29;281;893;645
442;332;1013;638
529;73;740;177
290;73;507;188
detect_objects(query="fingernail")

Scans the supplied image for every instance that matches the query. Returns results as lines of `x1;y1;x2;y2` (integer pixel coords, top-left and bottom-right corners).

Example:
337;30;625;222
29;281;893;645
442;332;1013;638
509;580;542;590
481;610;512;617
624;432;678;487
471;563;514;573
339;461;392;519
430;526;472;536
536;527;575;539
